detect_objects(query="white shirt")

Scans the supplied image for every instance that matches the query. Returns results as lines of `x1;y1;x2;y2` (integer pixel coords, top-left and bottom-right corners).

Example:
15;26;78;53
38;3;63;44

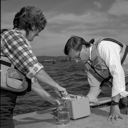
98;40;128;97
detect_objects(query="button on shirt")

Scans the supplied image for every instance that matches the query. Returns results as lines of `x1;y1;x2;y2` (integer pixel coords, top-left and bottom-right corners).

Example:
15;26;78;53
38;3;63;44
98;40;128;97
1;29;43;79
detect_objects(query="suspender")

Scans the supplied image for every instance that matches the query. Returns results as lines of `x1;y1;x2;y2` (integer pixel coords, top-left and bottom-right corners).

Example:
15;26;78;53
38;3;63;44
102;38;123;47
102;38;128;64
121;45;128;64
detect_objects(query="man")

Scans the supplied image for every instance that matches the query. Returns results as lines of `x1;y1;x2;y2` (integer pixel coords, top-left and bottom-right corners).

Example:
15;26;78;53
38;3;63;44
0;6;67;128
64;36;128;121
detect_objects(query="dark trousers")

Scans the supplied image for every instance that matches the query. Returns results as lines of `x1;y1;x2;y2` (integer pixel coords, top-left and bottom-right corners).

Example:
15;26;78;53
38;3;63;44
0;89;17;128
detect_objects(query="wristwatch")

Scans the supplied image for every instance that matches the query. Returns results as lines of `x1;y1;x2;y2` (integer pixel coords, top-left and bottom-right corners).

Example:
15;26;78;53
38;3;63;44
111;100;119;106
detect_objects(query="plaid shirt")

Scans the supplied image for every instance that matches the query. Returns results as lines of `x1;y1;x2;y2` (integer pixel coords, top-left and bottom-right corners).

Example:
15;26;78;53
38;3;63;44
1;29;43;79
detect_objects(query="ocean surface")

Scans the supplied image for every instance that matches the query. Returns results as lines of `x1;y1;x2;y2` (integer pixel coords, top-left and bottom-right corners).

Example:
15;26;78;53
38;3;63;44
13;56;115;115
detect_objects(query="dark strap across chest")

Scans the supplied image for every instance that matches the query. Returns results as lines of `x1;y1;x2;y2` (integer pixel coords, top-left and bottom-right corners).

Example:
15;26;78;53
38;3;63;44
102;38;128;64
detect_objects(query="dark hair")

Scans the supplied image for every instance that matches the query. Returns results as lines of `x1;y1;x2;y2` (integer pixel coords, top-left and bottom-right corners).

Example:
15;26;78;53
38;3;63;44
13;6;47;33
64;36;95;55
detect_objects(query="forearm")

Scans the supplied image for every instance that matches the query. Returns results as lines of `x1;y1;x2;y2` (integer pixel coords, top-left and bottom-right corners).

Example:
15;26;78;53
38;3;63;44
111;70;127;102
32;81;58;105
32;82;51;98
35;69;60;89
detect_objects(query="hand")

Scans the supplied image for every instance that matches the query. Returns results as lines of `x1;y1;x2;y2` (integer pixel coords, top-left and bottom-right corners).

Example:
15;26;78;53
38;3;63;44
47;97;61;106
55;86;68;98
108;105;123;122
87;96;99;104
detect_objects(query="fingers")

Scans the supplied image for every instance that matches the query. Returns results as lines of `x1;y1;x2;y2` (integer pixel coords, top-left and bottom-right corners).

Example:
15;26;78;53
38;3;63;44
108;115;114;122
54;99;61;106
59;90;68;97
55;88;68;98
108;114;123;122
54;90;62;98
118;114;123;119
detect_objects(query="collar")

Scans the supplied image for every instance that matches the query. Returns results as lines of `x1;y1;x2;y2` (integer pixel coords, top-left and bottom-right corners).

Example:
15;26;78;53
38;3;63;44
14;29;32;48
89;44;99;61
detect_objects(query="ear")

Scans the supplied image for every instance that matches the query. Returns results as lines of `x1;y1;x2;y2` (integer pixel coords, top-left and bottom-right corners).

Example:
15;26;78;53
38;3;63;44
31;26;37;31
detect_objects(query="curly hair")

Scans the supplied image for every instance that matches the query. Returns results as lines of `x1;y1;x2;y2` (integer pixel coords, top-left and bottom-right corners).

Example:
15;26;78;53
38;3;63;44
64;36;94;55
13;6;47;33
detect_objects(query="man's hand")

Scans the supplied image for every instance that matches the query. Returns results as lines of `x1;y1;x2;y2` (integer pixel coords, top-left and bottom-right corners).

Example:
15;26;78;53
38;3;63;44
108;104;123;122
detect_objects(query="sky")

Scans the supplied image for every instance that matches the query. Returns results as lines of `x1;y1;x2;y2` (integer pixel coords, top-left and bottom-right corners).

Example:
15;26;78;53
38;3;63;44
1;0;128;56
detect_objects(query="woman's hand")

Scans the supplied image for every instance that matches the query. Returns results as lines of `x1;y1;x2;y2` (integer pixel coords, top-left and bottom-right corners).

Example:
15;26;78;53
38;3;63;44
108;105;123;122
55;85;68;98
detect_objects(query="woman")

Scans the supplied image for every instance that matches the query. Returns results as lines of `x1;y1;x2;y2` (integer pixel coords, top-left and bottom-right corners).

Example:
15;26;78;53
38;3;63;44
0;6;67;128
64;36;128;121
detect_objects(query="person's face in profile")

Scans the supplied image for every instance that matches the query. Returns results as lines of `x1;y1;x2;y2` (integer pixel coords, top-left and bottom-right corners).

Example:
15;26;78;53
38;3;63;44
79;46;90;63
69;48;81;63
69;46;90;63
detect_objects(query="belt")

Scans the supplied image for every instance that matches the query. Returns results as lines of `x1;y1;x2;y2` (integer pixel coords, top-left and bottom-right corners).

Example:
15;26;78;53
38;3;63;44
0;60;11;67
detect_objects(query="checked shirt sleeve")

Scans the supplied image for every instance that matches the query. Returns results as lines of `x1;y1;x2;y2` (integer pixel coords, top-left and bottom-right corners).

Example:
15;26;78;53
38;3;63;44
2;31;43;79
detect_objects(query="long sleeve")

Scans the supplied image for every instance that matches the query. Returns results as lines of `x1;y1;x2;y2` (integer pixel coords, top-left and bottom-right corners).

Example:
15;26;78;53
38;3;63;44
1;30;43;79
98;40;128;97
